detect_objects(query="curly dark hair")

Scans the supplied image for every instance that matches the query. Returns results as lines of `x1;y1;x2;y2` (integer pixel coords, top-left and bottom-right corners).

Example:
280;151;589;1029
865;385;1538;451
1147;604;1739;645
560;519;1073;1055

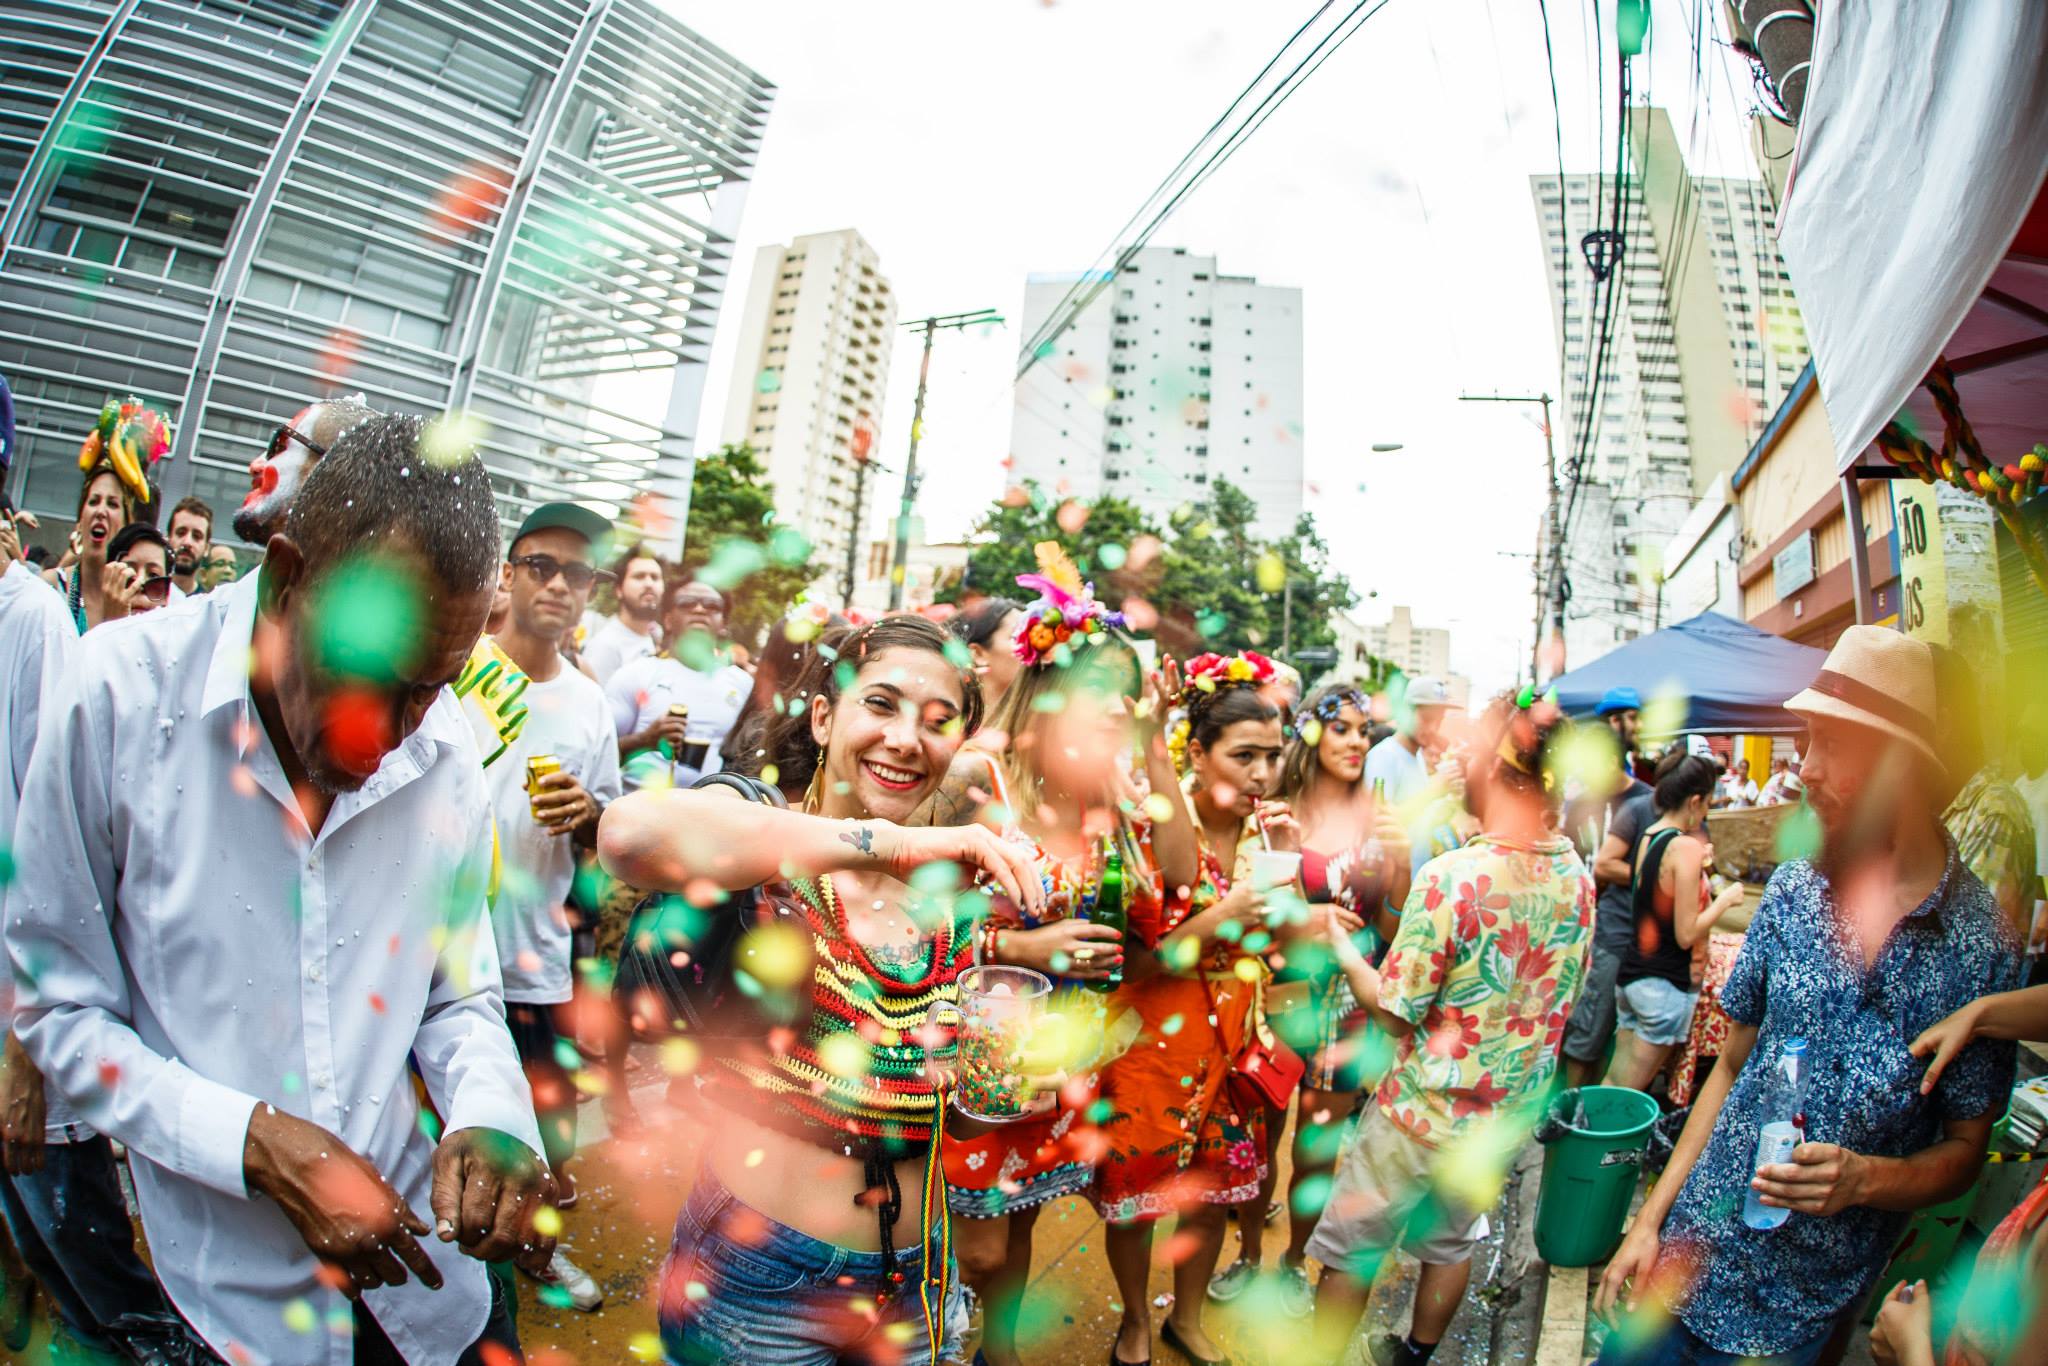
736;616;983;797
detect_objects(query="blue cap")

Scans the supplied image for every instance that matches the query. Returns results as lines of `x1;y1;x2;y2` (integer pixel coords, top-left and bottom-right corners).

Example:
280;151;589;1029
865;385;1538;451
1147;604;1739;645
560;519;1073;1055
1596;686;1642;717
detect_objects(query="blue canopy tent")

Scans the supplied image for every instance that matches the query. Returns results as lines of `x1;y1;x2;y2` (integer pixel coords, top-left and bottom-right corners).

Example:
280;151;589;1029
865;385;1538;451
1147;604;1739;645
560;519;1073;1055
1549;612;1827;734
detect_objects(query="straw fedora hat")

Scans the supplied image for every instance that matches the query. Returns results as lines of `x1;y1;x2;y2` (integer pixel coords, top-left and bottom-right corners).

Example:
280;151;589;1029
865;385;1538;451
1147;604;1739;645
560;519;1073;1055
1784;625;1944;777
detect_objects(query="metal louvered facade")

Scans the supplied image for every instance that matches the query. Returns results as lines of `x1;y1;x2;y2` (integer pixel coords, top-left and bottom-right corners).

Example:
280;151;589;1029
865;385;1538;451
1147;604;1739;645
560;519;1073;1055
0;0;772;544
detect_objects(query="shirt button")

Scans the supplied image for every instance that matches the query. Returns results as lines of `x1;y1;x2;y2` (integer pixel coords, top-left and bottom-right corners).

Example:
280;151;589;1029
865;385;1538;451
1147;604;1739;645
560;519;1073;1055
312;1071;331;1089
308;963;324;983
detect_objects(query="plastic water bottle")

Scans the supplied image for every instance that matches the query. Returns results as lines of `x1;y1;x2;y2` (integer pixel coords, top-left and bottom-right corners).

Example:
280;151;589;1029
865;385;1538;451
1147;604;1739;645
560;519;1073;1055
1741;1037;1811;1230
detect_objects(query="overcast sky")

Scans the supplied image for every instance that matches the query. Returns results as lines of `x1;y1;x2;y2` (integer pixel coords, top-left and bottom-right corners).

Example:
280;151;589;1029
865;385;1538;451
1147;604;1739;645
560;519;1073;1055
658;0;1767;695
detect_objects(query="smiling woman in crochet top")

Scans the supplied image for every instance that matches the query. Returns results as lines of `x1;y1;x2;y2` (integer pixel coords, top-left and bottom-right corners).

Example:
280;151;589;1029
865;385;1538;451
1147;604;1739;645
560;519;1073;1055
598;615;1050;1366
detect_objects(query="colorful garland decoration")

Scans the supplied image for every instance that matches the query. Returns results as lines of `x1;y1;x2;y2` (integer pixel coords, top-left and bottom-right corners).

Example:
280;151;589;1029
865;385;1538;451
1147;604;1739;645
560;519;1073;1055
1876;360;2045;506
77;396;171;505
1012;541;1126;668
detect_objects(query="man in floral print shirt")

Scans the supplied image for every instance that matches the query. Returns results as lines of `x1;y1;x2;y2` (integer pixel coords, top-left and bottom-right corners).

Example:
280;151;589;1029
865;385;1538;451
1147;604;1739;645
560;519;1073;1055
1596;628;2022;1366
1307;694;1593;1366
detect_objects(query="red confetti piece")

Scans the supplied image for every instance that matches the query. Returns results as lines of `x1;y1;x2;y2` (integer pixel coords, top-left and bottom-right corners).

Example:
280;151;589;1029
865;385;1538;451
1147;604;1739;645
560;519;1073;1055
367;993;386;1014
97;1061;120;1090
323;689;394;779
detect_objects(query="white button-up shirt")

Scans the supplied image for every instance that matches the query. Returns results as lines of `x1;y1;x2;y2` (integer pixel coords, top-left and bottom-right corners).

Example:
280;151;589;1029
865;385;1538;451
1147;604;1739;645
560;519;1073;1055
0;562;88;1140
4;572;541;1366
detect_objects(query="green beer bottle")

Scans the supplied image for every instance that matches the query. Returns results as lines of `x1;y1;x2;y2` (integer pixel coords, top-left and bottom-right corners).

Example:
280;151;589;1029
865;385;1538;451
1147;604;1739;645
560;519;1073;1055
1089;837;1128;992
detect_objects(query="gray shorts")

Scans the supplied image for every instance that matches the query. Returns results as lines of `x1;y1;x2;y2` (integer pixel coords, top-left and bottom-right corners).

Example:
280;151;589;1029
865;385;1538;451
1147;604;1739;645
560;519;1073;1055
1304;1107;1491;1271
1561;941;1624;1064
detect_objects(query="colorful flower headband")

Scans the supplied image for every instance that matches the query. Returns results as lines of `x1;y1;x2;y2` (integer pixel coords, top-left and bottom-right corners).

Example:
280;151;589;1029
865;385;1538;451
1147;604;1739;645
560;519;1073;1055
1296;686;1368;737
1013;541;1126;668
1180;650;1277;703
77;396;171;505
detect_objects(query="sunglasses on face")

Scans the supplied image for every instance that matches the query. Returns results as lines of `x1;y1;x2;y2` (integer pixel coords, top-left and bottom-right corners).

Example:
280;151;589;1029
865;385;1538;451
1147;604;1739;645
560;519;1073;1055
510;553;612;592
265;424;327;462
124;569;173;602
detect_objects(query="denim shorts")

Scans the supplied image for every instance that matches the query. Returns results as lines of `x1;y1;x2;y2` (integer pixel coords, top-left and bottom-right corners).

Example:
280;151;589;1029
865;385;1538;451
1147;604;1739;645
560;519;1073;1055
1617;975;1699;1047
658;1167;970;1365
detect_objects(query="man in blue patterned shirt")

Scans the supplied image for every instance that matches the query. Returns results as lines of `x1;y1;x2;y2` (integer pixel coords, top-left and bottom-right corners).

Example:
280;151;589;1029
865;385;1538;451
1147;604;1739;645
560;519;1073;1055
1595;628;2022;1366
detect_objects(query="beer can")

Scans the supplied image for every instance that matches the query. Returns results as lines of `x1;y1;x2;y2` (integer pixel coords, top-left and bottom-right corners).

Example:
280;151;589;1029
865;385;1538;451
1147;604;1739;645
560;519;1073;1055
667;703;690;722
525;754;561;819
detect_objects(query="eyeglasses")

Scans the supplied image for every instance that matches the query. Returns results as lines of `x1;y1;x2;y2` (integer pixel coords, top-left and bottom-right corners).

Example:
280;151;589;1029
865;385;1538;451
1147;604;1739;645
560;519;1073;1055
510;553;612;592
128;572;173;603
265;424;326;462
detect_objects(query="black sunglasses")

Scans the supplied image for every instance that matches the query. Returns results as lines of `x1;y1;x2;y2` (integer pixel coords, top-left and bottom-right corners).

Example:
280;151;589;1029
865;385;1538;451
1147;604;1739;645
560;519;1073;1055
265;424;326;461
510;553;613;592
128;572;173;603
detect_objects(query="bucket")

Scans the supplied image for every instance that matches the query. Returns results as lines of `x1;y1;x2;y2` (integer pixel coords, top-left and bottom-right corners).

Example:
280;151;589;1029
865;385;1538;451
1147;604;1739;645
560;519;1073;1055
1533;1086;1662;1267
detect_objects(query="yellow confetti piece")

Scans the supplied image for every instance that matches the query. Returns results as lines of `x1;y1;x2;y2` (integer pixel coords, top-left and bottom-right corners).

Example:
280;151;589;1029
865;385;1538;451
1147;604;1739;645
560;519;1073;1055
282;1299;316;1334
532;1205;563;1238
818;1031;871;1079
737;921;809;988
744;1148;765;1168
661;1037;700;1076
630;1330;665;1358
1255;552;1287;594
1232;957;1261;982
1142;792;1177;824
420;410;487;468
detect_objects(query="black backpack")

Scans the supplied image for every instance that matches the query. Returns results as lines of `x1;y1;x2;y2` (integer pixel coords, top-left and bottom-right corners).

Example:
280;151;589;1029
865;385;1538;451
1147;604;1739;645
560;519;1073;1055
610;771;813;1042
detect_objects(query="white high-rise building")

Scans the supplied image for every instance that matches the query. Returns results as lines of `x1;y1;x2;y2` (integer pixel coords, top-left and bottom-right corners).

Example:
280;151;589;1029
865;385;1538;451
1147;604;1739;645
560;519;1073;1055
1531;107;1808;667
722;229;895;590
1010;247;1304;538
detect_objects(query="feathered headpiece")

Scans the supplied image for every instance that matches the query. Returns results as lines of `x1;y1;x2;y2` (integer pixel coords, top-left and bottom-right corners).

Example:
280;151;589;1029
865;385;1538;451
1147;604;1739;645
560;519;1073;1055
1012;541;1126;668
77;396;171;504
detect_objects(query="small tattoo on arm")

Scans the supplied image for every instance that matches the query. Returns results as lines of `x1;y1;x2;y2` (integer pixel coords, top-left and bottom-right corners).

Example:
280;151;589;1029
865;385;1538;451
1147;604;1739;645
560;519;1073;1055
840;825;876;856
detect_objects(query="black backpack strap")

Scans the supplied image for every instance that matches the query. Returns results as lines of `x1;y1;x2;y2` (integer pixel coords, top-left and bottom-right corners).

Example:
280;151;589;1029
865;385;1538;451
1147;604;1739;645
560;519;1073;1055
690;770;788;808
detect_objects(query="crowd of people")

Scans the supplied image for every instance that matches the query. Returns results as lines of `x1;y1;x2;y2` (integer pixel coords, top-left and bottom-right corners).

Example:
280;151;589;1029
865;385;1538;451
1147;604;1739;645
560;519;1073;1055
1;382;2047;1366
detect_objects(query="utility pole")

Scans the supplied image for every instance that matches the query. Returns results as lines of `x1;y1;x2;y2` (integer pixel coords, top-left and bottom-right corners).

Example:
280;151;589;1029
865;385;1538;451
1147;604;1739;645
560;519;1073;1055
842;452;871;611
889;306;1001;610
1460;393;1564;684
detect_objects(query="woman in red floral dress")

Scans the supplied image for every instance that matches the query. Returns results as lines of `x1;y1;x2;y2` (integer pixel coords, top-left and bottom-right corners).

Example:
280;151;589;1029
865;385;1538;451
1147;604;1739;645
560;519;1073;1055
933;549;1192;1366
1097;652;1296;1366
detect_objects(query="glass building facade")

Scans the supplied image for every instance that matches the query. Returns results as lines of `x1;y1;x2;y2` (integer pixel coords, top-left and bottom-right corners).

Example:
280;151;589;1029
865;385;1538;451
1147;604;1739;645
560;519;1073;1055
0;0;771;542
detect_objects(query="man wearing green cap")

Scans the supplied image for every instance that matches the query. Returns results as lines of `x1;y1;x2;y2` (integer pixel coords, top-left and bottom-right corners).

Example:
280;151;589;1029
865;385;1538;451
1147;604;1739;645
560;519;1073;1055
473;502;623;1313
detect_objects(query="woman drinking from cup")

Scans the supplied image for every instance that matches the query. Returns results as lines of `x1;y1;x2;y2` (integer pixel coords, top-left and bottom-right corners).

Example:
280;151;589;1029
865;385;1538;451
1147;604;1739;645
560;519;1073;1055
1097;651;1294;1366
1210;684;1412;1317
929;550;1192;1366
599;616;1047;1366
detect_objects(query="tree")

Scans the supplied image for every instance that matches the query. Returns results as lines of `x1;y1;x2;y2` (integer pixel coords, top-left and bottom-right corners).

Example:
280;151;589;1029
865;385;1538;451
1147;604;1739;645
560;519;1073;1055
678;443;815;649
942;482;1159;607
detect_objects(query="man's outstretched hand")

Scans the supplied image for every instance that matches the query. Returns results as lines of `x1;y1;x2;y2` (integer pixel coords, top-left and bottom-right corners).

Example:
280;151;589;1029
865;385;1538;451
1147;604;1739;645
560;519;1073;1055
430;1126;556;1276
244;1105;443;1297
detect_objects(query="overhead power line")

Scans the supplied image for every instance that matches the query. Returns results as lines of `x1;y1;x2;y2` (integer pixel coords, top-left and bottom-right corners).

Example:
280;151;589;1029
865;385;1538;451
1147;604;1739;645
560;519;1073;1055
1015;0;1393;381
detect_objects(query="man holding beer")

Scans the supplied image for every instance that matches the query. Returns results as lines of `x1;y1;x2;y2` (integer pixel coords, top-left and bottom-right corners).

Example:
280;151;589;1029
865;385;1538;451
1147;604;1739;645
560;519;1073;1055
480;503;623;1310
605;578;751;791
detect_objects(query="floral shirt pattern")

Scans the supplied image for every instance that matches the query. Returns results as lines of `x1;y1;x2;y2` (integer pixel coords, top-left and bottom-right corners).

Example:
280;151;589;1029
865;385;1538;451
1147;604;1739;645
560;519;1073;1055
1662;847;2022;1357
1374;835;1595;1148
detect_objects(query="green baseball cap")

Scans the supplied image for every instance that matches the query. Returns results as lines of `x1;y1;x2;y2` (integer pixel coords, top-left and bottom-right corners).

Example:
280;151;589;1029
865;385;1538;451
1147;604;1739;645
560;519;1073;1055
510;501;613;552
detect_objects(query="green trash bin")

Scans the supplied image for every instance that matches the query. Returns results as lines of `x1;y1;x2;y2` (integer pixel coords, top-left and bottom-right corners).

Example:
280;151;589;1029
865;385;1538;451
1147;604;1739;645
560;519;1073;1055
1534;1086;1662;1267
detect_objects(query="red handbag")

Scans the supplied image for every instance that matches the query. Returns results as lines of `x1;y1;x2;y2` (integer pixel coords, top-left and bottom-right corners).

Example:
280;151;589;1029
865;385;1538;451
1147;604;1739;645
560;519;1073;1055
1203;974;1305;1112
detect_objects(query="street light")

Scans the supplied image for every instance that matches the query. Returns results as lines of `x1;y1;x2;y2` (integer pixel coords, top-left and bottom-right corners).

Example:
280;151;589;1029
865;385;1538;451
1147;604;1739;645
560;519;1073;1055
1370;442;1404;453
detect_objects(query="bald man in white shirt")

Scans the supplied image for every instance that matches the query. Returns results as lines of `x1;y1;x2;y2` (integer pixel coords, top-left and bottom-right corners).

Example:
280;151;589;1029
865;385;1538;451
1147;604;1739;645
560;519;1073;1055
5;417;552;1366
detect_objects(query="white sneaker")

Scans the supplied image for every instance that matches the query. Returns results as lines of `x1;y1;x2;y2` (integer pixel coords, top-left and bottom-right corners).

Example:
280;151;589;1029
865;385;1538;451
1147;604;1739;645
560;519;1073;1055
532;1248;604;1312
1206;1256;1259;1303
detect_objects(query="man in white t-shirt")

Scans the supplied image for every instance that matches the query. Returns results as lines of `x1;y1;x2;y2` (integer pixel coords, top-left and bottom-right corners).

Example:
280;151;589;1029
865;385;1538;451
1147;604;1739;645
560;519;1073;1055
579;545;665;684
472;503;623;1312
606;580;752;792
1365;674;1454;877
1718;757;1761;808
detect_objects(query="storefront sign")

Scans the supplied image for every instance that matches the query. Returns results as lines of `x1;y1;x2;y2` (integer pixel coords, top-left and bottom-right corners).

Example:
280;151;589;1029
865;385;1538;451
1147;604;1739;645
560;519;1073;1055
1894;484;1946;642
1774;532;1816;595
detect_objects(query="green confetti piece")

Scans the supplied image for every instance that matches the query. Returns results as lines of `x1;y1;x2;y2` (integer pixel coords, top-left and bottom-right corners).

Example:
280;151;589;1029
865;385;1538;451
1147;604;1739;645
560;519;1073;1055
1096;541;1127;571
417;1110;442;1142
1774;802;1823;862
768;525;812;567
309;553;424;685
755;368;782;394
1161;1013;1184;1036
697;537;766;590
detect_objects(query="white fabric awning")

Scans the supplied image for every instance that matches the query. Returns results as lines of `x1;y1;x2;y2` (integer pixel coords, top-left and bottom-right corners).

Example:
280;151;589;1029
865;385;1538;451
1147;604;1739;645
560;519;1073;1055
1774;1;2048;473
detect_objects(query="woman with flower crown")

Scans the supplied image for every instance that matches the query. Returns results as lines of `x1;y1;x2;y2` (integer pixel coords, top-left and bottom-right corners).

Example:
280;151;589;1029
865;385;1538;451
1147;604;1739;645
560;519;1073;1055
1208;682;1412;1317
43;397;170;631
927;546;1191;1366
1097;650;1300;1366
